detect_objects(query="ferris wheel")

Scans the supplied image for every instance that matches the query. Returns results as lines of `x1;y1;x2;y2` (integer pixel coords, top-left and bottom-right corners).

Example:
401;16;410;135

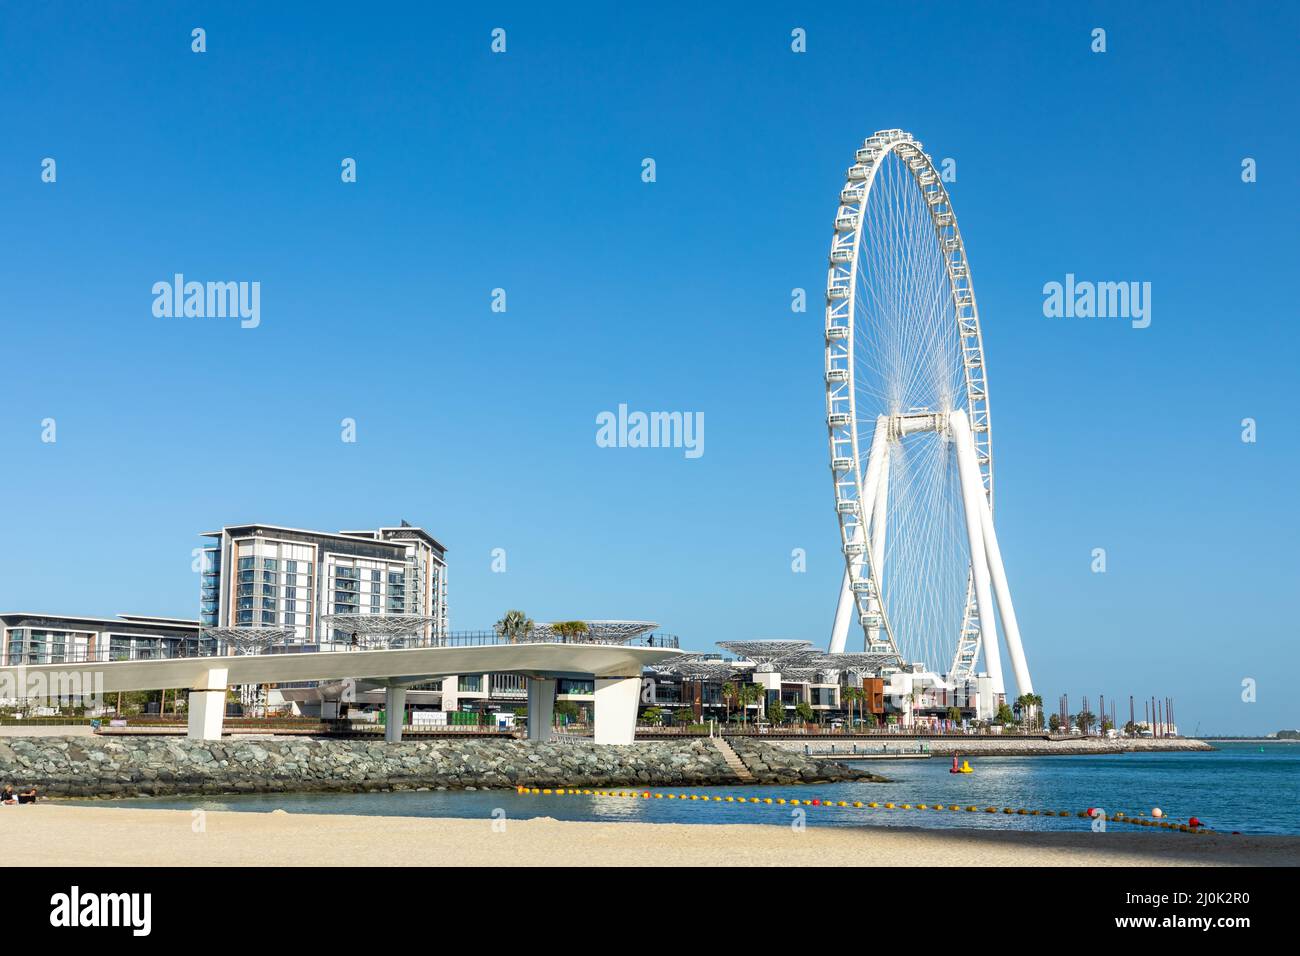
822;129;1032;700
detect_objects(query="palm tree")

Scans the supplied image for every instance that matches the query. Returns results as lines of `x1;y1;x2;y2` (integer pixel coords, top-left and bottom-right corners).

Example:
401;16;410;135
1075;710;1096;734
842;686;861;728
1015;693;1044;730
550;620;590;643
494;610;534;644
721;681;737;723
735;684;756;726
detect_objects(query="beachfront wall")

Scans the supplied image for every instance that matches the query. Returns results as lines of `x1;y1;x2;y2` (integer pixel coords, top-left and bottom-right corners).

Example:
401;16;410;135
0;737;882;798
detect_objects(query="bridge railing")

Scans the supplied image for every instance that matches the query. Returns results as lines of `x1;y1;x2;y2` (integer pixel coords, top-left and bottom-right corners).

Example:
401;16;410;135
0;631;679;667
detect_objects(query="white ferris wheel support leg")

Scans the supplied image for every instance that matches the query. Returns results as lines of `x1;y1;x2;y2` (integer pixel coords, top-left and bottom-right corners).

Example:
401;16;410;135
866;448;889;649
973;470;1033;696
949;409;1005;697
829;566;855;655
829;416;890;654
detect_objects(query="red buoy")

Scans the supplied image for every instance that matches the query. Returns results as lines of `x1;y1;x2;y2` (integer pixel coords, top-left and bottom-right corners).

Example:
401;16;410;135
811;799;821;806
1189;816;1201;828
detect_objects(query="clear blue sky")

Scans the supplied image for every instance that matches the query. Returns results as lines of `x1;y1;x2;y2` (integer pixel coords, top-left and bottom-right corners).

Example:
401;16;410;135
1;2;1296;735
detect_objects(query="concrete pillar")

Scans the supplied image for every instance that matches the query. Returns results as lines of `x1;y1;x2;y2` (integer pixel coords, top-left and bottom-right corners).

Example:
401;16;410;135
526;678;556;742
593;676;641;745
186;667;228;741
384;686;407;742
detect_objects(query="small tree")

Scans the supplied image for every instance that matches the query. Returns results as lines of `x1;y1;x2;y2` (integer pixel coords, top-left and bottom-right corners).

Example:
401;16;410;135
995;702;1015;726
554;700;580;725
1048;713;1062;733
794;701;814;726
769;699;786;725
1075;710;1096;734
946;705;962;726
673;708;696;727
641;706;663;726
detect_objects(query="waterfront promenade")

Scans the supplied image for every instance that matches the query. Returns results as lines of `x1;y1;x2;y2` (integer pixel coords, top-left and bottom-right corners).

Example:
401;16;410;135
8;804;1298;867
763;736;1215;758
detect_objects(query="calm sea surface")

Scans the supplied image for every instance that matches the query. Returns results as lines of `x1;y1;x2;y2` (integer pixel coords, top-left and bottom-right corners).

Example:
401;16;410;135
80;742;1300;835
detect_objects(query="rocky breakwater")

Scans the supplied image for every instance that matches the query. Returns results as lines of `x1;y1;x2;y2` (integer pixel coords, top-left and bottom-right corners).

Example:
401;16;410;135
0;735;886;798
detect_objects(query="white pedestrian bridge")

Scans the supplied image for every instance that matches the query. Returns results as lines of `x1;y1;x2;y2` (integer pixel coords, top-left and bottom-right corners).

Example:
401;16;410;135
0;633;683;746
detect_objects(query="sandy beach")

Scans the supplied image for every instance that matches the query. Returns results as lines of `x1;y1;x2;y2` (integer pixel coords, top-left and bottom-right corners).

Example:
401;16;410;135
7;804;1297;866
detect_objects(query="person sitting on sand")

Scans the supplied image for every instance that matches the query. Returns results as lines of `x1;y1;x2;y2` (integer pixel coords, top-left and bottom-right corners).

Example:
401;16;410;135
2;785;38;805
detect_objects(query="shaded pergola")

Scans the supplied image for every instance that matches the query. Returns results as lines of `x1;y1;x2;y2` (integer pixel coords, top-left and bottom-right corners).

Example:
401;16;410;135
200;626;296;656
320;613;436;649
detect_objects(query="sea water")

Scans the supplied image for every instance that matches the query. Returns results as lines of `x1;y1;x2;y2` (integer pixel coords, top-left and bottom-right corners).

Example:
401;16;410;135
80;742;1300;835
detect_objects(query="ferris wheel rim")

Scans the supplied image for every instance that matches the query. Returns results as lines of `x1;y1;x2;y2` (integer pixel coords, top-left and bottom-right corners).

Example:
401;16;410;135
823;129;994;670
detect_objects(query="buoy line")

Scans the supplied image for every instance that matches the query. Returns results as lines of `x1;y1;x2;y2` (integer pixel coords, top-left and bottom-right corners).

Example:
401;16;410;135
513;788;1213;834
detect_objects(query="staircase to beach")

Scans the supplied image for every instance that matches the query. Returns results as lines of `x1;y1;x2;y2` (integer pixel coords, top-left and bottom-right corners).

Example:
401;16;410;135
712;736;755;783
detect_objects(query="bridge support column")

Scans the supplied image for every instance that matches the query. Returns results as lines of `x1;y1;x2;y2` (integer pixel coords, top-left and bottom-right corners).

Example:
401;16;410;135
186;667;228;741
526;678;556;742
593;676;641;746
384;686;407;742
